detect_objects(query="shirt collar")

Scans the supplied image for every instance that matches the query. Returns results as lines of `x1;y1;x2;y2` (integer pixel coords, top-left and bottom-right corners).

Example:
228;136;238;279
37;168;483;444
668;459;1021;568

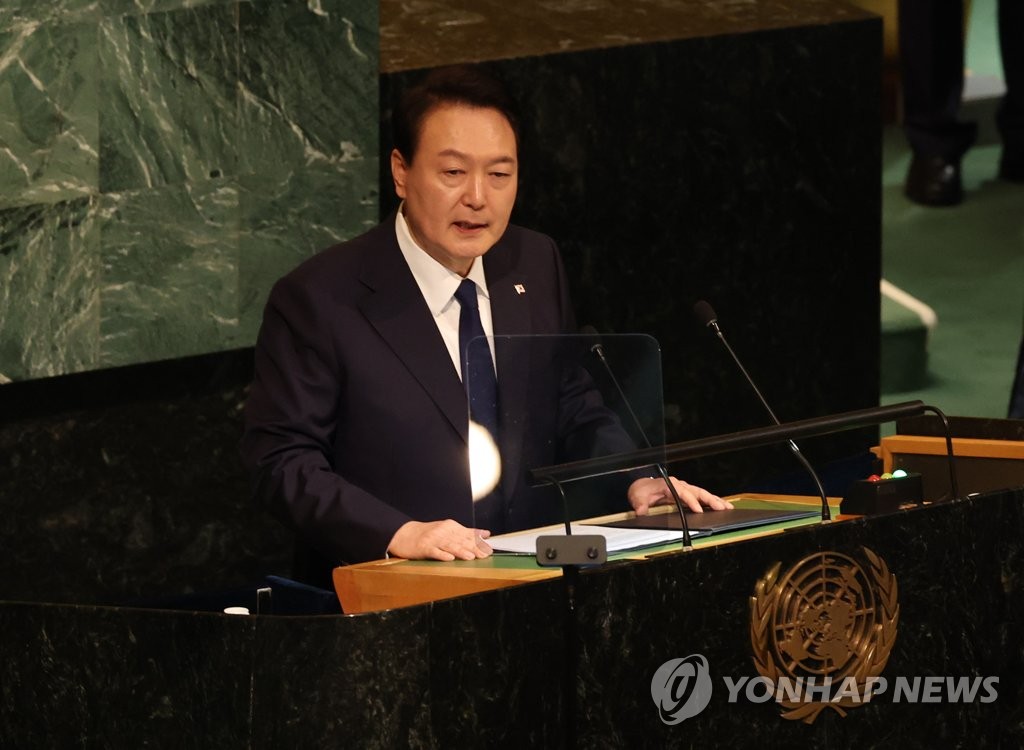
395;205;490;317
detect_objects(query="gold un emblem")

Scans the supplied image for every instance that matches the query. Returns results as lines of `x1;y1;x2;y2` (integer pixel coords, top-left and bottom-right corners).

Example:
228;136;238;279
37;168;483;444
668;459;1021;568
749;547;899;723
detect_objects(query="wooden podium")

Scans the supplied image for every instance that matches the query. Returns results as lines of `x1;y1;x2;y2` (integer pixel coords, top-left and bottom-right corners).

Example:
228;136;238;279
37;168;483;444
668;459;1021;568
878;433;1024;500
332;495;833;614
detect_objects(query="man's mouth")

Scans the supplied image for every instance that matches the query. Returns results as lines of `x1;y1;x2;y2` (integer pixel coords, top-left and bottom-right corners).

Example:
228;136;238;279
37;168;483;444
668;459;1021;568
454;221;487;232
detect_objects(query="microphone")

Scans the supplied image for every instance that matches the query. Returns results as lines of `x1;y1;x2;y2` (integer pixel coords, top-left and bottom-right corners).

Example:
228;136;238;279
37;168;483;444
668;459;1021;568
693;301;832;522
580;326;695;548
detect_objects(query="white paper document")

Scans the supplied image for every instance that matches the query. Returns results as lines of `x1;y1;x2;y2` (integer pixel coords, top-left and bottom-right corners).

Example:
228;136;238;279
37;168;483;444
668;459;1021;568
488;523;697;555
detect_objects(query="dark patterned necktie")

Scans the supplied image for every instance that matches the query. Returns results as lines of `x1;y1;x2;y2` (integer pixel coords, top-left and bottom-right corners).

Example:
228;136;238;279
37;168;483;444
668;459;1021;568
454;278;499;439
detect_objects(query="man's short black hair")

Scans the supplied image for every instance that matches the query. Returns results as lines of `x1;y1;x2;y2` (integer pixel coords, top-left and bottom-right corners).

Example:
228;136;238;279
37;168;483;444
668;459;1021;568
392;65;520;163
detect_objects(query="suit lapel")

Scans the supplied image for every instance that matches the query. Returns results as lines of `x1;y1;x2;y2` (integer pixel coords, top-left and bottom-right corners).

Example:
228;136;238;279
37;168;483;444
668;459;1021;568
486;237;532;502
355;223;536;486
357;226;469;443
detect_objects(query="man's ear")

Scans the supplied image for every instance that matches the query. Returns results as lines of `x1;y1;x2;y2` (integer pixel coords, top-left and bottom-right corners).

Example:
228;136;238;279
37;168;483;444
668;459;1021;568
390;149;408;199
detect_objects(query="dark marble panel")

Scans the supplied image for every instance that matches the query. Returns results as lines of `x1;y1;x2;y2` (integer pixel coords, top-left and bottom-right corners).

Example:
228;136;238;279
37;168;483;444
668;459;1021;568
426;582;565;746
252;608;433;748
0;602;255;746
0;197;101;381
4;491;1021;747
572;490;1024;747
0;19;98;210
0;350;292;605
97;4;237;193
379;0;875;73
382;15;883;488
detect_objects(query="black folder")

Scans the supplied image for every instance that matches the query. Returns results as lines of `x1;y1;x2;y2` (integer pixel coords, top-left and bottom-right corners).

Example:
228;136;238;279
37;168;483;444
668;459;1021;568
601;507;818;534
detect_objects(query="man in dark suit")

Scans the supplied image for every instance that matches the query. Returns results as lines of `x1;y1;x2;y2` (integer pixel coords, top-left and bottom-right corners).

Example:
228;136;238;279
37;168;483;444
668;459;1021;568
242;66;725;584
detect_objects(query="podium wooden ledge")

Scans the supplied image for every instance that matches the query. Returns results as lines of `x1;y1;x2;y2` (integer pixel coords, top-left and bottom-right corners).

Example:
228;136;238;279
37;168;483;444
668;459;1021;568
333;494;840;614
878;434;1024;471
332;558;559;615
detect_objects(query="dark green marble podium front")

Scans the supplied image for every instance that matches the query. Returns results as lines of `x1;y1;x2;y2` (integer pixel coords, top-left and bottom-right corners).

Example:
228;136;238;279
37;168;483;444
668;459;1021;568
3;489;1023;747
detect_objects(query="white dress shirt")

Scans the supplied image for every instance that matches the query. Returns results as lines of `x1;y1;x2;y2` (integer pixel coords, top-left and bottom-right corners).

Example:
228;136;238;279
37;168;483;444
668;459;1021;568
394;208;497;380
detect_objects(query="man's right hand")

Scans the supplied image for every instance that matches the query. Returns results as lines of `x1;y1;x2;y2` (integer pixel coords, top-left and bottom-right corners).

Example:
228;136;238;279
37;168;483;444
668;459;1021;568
387;519;493;561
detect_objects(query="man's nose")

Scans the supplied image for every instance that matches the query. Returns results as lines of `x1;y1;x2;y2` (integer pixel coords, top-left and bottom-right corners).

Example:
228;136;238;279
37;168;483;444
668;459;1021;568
462;173;485;208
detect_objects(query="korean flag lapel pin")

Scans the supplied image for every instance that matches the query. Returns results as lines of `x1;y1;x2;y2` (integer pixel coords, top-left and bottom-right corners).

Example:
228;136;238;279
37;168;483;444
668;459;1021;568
514;283;526;296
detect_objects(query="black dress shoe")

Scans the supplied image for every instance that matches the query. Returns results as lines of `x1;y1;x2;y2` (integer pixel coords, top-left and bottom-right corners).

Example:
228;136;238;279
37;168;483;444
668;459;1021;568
904;153;962;206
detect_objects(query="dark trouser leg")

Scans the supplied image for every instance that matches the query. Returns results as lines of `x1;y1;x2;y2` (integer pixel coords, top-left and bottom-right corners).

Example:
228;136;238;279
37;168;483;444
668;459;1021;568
899;0;977;158
1010;329;1024;419
997;0;1024;177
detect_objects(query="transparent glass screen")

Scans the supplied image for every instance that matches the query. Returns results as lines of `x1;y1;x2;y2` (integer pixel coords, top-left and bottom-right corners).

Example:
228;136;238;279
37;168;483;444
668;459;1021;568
464;333;665;535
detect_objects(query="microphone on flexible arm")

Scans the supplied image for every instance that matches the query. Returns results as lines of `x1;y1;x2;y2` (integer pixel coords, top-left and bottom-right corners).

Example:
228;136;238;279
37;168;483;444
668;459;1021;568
692;301;832;522
579;326;695;549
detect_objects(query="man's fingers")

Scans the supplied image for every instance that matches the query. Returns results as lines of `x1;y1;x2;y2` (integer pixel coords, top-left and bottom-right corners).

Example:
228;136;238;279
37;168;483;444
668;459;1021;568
431;524;493;561
437;533;477;560
389;520;498;561
706;495;733;511
674;481;713;513
681;489;705;513
669;479;735;513
474;535;493;557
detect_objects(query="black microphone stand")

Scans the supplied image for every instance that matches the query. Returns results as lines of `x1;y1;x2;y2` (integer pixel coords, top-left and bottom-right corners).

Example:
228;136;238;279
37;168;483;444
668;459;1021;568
694;300;832;521
530;400;961;506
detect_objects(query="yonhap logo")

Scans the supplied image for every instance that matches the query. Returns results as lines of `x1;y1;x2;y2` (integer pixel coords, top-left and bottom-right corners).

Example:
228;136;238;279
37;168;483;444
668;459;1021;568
650;654;713;724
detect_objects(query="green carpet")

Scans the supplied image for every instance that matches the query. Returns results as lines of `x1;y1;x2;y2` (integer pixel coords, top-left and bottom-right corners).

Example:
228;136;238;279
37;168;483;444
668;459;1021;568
881;135;1023;418
880;0;1023;421
881;287;931;392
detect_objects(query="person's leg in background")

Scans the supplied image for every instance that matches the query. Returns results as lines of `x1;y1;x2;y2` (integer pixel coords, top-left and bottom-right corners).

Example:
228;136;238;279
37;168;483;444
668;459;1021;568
899;0;978;205
999;0;1024;418
997;0;1024;180
1009;319;1024;419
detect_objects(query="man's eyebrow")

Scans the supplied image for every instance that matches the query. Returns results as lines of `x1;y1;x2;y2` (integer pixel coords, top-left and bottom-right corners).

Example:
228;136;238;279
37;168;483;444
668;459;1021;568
437;148;516;166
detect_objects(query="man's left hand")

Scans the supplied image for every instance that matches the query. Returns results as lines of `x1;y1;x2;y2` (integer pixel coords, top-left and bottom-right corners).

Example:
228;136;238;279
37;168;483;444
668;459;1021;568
627;477;733;515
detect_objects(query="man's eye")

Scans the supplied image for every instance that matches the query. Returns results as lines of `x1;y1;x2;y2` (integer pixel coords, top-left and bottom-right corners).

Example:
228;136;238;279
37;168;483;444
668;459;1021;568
491;172;510;178
444;169;464;176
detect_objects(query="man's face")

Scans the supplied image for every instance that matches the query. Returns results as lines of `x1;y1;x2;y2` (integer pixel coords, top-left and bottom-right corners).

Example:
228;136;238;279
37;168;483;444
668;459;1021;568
391;103;518;276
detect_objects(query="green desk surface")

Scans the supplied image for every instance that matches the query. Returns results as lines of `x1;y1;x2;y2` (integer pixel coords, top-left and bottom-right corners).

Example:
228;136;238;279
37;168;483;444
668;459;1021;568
397;496;841;572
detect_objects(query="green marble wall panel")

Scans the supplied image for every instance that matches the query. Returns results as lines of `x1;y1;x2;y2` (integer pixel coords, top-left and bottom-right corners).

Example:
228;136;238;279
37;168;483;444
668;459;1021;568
0;20;99;211
236;0;379;340
236;0;377;177
101;0;234;18
0;0;379;383
0;0;236;24
98;180;238;365
0;2;100;29
238;167;377;341
0;197;100;382
98;5;237;193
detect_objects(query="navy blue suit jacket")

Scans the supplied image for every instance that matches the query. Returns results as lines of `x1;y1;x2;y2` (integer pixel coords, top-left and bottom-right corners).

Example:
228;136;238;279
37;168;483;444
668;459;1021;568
242;215;628;573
